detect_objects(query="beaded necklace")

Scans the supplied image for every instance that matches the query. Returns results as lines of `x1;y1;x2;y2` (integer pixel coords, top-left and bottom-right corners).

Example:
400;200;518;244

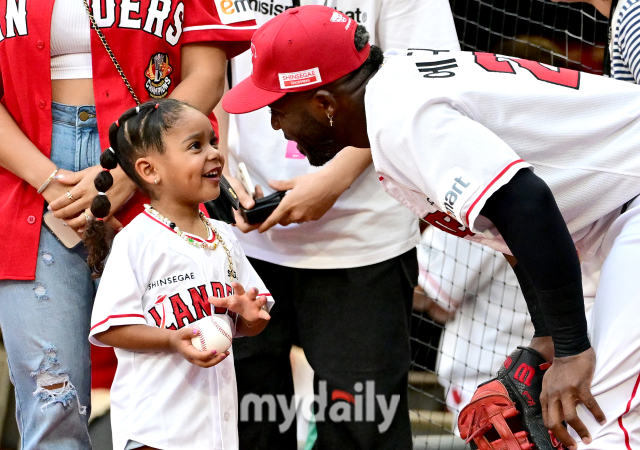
144;205;237;279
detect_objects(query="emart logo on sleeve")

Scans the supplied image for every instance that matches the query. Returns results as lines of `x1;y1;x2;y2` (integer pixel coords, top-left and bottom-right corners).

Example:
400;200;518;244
215;0;256;25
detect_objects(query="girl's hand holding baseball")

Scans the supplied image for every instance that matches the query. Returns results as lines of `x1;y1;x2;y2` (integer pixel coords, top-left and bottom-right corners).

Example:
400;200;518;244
209;282;271;335
169;327;229;368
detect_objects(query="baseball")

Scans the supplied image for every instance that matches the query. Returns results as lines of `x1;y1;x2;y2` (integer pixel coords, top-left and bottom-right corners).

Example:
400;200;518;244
191;316;233;353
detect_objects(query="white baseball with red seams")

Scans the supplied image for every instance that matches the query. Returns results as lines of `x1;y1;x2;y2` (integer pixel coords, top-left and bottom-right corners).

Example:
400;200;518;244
191;315;233;353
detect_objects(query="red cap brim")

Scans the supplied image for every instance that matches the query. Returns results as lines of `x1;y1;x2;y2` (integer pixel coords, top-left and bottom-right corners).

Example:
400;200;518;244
222;76;286;114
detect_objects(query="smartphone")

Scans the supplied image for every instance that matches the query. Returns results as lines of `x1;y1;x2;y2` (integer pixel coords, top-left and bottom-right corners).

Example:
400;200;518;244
237;162;255;198
42;211;82;249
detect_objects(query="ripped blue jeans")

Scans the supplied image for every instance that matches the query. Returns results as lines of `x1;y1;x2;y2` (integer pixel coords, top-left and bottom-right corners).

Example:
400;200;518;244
0;103;100;450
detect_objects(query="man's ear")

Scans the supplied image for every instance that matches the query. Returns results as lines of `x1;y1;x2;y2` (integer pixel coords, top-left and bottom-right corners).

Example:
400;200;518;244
135;156;160;186
311;90;337;118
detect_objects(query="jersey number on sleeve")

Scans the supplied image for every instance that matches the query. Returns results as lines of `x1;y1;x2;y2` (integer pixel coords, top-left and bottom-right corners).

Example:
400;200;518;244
473;52;580;89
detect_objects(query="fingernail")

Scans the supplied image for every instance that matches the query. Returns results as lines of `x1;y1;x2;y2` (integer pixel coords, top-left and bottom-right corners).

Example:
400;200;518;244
583;437;592;444
193;329;198;335
599;419;606;425
47;205;51;211
62;222;68;227
212;350;217;355
220;354;227;360
53;175;64;179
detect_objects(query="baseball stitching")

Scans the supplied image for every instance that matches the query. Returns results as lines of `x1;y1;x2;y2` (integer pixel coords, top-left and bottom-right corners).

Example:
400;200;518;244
210;317;233;344
196;326;207;350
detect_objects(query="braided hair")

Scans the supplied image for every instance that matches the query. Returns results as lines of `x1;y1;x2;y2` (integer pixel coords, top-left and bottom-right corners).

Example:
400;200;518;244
85;98;192;278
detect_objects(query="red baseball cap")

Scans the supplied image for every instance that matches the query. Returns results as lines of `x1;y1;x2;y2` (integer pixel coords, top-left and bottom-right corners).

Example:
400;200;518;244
222;5;371;114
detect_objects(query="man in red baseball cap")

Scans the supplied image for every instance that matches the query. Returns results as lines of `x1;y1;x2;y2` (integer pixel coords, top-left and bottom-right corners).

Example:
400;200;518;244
223;5;377;166
222;4;640;450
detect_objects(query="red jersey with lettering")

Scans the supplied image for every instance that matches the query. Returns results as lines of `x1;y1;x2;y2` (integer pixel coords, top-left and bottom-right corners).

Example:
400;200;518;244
0;0;256;280
368;49;640;259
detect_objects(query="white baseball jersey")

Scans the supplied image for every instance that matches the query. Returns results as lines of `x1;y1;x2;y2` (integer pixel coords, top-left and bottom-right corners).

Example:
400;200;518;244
368;49;640;260
89;212;273;450
227;0;460;269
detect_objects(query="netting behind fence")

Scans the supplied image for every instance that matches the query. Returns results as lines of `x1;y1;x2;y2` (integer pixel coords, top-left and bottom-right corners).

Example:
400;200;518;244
408;2;608;448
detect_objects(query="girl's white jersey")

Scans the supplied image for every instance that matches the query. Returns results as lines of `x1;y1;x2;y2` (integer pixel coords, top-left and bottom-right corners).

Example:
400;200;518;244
89;212;273;450
368;49;640;259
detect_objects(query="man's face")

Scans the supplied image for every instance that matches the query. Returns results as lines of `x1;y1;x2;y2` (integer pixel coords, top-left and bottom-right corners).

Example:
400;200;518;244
268;93;339;167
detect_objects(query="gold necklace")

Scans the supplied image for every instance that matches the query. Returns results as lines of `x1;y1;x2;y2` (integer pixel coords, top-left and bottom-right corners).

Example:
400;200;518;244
144;205;236;279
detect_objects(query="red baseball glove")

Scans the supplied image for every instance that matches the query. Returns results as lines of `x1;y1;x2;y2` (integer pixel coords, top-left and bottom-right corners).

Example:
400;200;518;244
458;347;565;450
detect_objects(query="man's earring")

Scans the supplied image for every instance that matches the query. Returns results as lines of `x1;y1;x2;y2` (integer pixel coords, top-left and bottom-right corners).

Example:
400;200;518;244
327;114;334;127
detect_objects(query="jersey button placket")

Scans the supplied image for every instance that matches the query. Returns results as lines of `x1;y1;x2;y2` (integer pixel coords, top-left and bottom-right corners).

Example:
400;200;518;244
223;412;230;421
39;100;46;109
27;215;36;224
36;40;45;50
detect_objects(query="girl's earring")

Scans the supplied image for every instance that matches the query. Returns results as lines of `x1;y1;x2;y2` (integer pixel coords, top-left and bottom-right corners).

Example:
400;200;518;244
154;179;158;184
327;114;334;127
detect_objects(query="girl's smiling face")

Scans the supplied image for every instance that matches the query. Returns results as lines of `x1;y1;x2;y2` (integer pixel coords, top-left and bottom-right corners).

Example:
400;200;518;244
145;106;224;206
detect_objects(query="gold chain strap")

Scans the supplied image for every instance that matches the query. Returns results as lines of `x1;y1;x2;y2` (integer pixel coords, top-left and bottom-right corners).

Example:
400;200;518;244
215;232;237;280
82;0;141;106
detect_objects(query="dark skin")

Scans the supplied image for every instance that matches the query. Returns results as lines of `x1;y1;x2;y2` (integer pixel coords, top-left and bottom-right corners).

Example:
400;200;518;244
267;69;605;450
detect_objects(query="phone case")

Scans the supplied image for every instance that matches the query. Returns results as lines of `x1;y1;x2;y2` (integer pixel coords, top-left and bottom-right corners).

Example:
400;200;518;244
204;175;240;225
42;211;82;249
240;191;286;224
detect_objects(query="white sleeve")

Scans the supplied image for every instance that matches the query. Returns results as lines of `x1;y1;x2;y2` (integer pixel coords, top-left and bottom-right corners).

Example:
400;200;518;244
377;0;460;52
373;100;531;232
89;232;149;347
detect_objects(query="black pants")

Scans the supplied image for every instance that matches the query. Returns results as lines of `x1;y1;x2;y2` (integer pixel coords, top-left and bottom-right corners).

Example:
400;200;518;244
234;249;418;450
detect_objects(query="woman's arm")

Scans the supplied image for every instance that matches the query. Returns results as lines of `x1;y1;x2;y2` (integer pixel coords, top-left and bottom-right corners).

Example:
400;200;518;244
0;103;64;198
95;324;229;368
171;42;228;115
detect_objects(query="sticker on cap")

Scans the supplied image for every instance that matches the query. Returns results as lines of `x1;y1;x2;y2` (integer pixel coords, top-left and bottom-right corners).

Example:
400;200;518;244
278;68;322;89
330;11;348;23
214;0;255;25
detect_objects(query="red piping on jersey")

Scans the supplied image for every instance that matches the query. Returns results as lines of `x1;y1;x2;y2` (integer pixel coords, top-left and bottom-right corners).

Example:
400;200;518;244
618;372;640;450
91;314;146;331
143;211;216;243
465;159;525;226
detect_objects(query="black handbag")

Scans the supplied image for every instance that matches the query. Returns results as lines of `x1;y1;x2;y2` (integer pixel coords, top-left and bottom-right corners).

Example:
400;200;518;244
204;175;240;224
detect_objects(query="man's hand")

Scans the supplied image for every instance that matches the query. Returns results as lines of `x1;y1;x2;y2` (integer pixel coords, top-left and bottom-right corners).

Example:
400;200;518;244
258;170;347;232
540;347;606;449
169;327;229;368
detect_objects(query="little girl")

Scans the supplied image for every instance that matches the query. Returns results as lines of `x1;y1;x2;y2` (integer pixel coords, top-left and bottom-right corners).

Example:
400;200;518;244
86;99;273;450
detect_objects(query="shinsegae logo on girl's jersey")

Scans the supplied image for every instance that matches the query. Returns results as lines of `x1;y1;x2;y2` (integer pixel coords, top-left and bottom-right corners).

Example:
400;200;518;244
145;53;173;98
278;67;322;89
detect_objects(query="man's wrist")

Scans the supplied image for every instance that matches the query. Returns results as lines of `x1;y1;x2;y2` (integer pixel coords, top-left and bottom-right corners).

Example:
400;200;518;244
537;281;590;357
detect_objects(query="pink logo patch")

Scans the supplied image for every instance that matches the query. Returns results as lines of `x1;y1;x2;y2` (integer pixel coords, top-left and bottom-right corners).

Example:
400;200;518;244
285;140;306;159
